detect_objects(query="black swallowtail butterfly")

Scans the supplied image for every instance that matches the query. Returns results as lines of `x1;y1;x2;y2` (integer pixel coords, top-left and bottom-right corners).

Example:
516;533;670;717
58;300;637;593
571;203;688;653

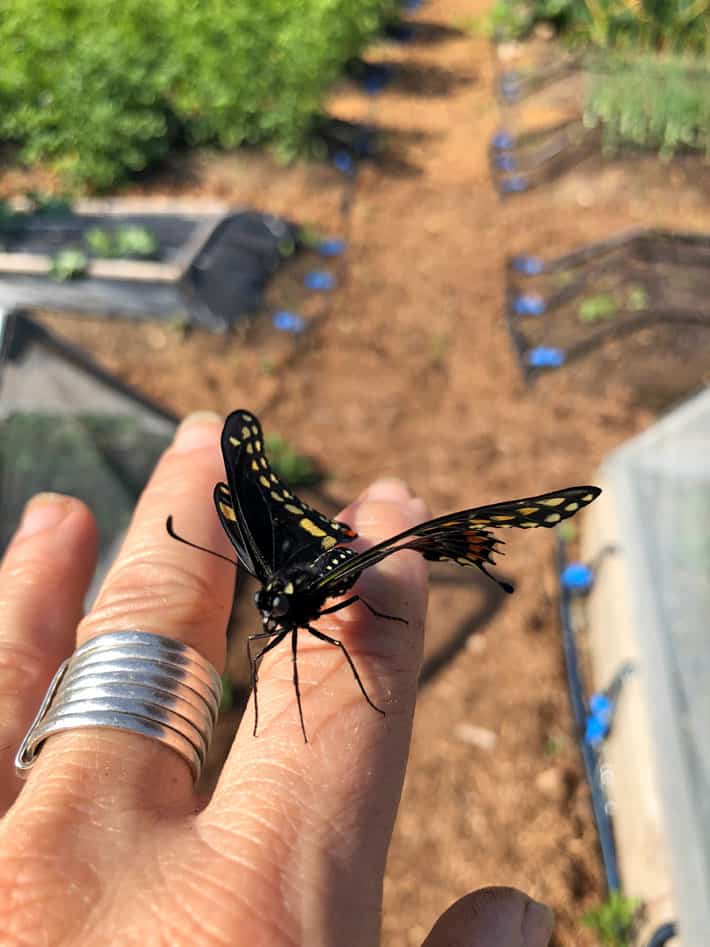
168;409;601;740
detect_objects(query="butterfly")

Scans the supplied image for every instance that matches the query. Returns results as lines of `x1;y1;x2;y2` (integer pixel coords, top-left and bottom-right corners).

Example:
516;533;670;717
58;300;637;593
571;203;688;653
168;409;601;741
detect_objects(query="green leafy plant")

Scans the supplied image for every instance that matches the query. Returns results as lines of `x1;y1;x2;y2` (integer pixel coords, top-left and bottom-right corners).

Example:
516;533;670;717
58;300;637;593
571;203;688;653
582;891;641;947
578;292;617;322
586;54;710;157
264;434;320;486
485;0;710;52
0;0;396;190
86;225;159;258
50;248;89;281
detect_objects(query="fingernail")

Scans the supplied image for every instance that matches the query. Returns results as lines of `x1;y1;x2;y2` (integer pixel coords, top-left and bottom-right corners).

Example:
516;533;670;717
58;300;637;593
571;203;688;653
360;478;413;505
173;411;221;453
523;900;555;947
18;493;74;539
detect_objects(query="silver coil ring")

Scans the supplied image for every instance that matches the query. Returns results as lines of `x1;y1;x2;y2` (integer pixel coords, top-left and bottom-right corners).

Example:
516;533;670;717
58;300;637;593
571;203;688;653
15;631;223;783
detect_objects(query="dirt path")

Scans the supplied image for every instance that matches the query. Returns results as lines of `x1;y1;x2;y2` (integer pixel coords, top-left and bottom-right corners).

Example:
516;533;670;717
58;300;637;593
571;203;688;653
30;0;710;943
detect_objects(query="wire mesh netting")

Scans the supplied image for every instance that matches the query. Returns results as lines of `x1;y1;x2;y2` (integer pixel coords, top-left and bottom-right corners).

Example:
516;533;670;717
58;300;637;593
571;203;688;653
0;205;300;332
505;230;710;386
0;309;177;600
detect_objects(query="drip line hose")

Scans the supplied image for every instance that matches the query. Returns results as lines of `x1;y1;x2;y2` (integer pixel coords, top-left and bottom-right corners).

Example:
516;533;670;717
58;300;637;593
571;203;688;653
556;539;679;945
555;538;621;892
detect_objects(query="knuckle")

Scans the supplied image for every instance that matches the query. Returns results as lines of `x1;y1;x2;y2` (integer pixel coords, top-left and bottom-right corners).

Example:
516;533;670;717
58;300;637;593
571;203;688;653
80;549;228;638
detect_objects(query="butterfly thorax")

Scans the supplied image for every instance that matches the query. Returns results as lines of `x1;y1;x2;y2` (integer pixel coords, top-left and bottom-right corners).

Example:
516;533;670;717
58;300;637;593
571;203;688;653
255;547;362;629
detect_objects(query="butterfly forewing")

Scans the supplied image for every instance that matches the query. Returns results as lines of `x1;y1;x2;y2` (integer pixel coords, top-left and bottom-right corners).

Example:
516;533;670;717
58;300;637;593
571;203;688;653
217;410;357;576
311;486;601;593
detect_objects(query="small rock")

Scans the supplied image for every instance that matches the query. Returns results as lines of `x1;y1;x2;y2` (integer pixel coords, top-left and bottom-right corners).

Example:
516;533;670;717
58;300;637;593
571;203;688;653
535;767;566;802
454;722;498;750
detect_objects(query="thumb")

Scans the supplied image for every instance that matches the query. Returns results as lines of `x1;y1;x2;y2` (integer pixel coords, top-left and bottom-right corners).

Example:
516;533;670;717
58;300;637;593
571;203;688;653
422;887;555;947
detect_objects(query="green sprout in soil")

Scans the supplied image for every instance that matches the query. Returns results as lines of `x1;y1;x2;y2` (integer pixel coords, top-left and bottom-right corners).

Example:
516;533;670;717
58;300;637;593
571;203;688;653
578;293;617;323
85;225;159;259
626;284;648;311
219;673;235;712
264;434;319;486
50;248;89;281
430;332;451;368
582;891;642;947
557;521;578;542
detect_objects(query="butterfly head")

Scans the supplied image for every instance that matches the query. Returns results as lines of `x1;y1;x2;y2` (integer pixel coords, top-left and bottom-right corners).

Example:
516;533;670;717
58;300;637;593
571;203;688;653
255;577;296;627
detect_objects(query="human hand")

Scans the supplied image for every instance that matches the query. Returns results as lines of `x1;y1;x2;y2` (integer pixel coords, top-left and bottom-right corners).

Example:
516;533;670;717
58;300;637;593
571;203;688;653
0;413;554;946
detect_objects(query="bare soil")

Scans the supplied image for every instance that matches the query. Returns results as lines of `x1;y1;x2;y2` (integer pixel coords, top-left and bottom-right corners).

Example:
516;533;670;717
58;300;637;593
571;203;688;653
11;0;710;943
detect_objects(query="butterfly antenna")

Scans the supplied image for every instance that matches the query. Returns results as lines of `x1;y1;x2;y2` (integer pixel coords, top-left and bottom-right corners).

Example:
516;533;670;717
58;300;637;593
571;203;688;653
165;516;238;567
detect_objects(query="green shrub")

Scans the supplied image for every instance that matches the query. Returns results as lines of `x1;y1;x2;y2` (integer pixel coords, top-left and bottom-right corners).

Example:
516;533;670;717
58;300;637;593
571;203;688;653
586;54;710;156
0;0;395;190
582;891;641;947
486;0;710;53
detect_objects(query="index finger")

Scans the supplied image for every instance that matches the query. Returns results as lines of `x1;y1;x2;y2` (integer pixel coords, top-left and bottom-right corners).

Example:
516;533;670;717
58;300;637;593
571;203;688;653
204;479;429;945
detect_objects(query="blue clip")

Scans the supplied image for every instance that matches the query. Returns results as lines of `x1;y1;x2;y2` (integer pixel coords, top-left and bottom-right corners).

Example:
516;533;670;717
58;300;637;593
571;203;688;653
511;256;544;275
319;238;346;257
501;176;528;193
501;85;521;103
333;151;355;175
492;131;515;150
527;346;565;368
305;270;335;291
513;294;546;316
585;693;614;747
561;562;594;593
494;154;517;172
273;311;306;334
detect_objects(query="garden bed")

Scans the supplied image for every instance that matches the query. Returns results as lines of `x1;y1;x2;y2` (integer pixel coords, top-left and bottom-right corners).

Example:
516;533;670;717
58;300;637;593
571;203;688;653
0;202;300;331
505;229;710;387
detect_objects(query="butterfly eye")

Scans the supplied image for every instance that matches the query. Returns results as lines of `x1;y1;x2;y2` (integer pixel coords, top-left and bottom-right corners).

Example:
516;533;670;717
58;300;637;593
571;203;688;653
270;594;289;618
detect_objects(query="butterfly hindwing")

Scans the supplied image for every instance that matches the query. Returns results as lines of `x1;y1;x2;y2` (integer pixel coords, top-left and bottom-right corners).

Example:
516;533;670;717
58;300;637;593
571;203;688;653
218;410;357;573
310;486;601;595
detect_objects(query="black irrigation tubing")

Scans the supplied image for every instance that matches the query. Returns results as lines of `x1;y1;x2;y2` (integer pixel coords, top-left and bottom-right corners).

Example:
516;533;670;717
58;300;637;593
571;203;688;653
644;922;679;947
508;229;710;274
556;536;621;893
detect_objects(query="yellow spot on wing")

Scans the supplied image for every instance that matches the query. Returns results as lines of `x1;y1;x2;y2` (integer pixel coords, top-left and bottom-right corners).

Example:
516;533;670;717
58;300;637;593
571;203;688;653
545;513;561;523
565;502;579;512
219;502;236;522
270;491;283;502
520;521;538;528
251;460;259;471
322;536;337;550
241;426;251;438
582;494;593;502
518;507;539;515
254;440;262;451
229;436;240;447
285;504;302;515
491;514;515;521
245;442;253;454
259;476;270;488
284;582;294;595
300;518;326;537
539;497;565;507
251;425;259;435
260;457;268;469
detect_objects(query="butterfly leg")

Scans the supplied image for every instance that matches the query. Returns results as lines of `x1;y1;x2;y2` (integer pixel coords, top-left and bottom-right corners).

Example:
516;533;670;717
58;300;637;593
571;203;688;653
318;595;408;625
305;625;386;717
291;629;308;744
247;629;288;737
